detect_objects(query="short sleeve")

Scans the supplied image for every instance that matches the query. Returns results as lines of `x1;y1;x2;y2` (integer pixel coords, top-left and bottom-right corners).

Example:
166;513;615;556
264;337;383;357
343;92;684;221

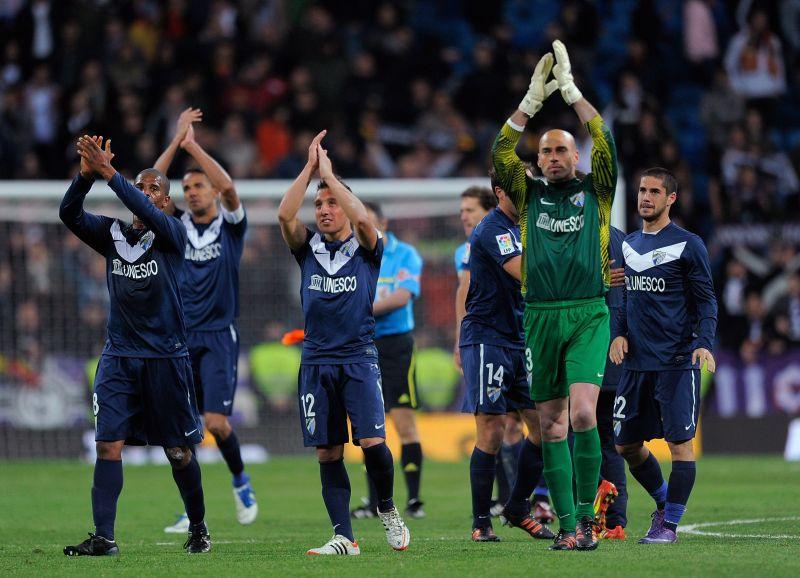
291;228;314;264
483;223;522;267
397;247;423;298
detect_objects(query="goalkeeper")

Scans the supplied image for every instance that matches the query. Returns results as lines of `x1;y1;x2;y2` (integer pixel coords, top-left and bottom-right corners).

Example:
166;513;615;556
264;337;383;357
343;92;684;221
491;40;618;551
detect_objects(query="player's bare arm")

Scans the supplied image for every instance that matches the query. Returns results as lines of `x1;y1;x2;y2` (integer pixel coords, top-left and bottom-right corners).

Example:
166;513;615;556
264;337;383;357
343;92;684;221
154;107;202;175
278;130;326;251
317;143;377;251
374;288;413;317
181;123;240;212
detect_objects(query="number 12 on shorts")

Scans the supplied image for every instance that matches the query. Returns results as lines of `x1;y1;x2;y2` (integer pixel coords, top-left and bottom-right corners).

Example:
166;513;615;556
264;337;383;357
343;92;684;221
300;393;316;435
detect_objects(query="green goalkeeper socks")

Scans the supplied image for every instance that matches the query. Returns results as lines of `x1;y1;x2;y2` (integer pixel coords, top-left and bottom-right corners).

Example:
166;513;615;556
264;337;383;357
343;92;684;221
573;426;602;520
542;439;575;532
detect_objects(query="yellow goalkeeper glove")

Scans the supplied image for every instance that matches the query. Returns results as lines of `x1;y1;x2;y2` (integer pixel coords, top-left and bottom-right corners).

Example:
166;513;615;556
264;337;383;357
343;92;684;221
552;40;583;105
518;53;558;117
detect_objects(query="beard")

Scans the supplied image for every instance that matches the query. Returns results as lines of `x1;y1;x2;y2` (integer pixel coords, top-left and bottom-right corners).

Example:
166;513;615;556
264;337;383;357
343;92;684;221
640;205;665;222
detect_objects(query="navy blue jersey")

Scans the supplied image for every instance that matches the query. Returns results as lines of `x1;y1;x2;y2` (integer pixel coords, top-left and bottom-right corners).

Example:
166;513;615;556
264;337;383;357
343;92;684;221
612;222;717;371
293;229;384;364
59;173;188;358
375;232;422;338
602;225;626;388
174;206;247;331
460;208;524;349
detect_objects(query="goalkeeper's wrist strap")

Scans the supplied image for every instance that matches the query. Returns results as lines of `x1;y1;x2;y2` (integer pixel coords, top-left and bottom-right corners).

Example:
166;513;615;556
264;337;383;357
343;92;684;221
506;118;526;132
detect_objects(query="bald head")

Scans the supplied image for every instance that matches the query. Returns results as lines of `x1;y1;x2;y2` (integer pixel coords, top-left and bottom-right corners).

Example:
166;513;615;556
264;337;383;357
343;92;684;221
136;168;170;195
537;129;579;183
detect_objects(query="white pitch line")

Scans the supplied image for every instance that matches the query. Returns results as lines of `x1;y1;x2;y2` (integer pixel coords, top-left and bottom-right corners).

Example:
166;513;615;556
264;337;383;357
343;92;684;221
681;516;800;539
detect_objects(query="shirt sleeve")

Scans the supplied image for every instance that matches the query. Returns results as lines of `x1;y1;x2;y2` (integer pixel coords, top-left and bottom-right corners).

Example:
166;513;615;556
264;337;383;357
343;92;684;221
491;121;530;214
59;175;112;256
610;239;628;340
460;242;471;272
221;204;247;238
585;115;618;214
397;247;423;298
686;235;718;351
107;173;187;253
483;223;522;268
291;228;314;264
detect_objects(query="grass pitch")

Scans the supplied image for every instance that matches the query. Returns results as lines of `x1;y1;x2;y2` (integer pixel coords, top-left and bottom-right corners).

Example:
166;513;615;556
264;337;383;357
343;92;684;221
1;455;799;577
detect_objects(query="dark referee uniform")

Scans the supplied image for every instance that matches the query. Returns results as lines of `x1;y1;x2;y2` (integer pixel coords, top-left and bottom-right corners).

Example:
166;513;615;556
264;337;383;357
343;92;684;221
375;232;423;410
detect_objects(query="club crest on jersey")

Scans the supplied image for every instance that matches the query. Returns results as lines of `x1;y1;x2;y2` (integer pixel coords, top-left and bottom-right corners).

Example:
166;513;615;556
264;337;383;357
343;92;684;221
652;250;666;265
495;233;515;256
138;231;155;252
112;259;123;275
339;243;355;258
569;192;585;208
309;274;323;291
487;385;502;403
306;417;316;435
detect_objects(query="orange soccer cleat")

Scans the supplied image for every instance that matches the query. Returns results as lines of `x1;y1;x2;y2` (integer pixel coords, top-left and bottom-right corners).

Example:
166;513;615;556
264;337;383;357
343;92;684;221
600;525;626;540
593;480;619;533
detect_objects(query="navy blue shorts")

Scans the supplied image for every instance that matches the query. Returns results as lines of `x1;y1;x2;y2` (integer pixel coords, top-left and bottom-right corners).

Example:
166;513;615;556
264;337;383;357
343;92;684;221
298;362;386;447
613;369;701;445
460;344;535;415
187;326;239;416
93;354;203;447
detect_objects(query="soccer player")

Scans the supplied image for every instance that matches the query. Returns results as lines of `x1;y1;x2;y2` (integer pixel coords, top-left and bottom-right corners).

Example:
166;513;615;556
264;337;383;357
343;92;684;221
594;226;629;540
492;40;617;551
460;169;554;543
609;167;717;544
278;130;410;556
152;108;257;532
61;136;210;555
351;201;425;520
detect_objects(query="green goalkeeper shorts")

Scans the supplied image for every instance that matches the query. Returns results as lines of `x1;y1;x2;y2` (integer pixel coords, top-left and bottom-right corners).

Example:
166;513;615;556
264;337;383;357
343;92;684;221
523;297;610;402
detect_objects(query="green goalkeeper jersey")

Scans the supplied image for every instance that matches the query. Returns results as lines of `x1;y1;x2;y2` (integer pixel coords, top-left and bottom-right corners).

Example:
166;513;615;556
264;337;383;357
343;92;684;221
491;115;618;302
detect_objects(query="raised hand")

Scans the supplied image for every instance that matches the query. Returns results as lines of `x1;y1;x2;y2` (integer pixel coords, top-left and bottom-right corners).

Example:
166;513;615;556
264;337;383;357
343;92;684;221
76;135;115;180
181;123;196;149
518;52;558;118
317;143;333;180
79;135;104;179
307;130;327;171
175;107;202;146
552;39;583;105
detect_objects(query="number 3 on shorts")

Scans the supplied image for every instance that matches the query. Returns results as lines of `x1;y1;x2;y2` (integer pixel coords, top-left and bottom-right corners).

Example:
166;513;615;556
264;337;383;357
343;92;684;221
525;348;533;372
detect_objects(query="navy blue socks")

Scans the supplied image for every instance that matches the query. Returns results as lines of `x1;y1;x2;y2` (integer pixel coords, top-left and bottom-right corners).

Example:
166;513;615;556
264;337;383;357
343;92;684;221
629;452;667;509
171;451;206;526
664;461;696;531
362;443;395;513
506;439;544;515
320;459;354;541
215;431;245;481
92;458;123;540
470;447;496;529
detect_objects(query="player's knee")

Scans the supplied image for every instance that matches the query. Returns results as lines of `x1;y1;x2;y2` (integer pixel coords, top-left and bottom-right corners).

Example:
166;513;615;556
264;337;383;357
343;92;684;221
96;442;123;461
668;439;694;461
616;443;643;462
165;446;193;469
316;445;344;463
476;416;504;452
207;421;231;442
570;406;596;431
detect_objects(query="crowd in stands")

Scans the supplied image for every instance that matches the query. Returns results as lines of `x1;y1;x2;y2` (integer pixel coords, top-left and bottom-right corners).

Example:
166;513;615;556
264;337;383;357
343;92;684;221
2;0;800;366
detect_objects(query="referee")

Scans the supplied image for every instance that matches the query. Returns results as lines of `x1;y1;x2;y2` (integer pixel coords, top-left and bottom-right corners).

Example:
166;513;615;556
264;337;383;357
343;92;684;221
352;202;425;520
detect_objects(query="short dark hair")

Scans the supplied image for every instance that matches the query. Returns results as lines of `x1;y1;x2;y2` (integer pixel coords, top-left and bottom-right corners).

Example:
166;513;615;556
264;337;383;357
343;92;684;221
641;167;678;195
317;175;353;193
461;185;498;210
488;168;500;193
363;201;383;220
136;168;170;195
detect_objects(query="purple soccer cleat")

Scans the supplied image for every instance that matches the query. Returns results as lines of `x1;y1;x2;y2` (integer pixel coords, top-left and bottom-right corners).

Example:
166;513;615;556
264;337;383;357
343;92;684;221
638;509;677;544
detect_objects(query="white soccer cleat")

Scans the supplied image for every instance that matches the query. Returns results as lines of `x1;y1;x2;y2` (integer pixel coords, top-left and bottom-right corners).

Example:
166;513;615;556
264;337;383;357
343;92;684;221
233;481;259;525
306;534;360;556
164;513;190;534
378;507;411;551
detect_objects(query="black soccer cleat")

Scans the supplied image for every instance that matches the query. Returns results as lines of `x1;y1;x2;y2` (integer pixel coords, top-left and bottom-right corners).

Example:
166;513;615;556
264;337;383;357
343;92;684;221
503;505;555;540
575;516;599;550
184;524;211;554
405;498;426;519
548;529;577;550
471;526;501;542
63;533;119;556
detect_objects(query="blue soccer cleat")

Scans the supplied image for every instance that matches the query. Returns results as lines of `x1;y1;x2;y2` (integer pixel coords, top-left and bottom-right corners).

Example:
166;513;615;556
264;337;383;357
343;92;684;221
233;477;258;525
